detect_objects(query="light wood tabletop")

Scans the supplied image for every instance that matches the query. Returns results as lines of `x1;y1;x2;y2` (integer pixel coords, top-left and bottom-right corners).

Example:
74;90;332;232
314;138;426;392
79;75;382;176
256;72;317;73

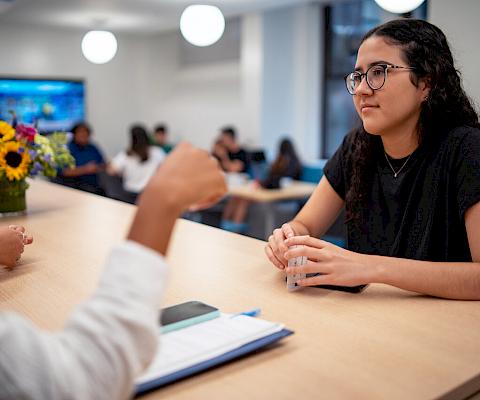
1;180;480;400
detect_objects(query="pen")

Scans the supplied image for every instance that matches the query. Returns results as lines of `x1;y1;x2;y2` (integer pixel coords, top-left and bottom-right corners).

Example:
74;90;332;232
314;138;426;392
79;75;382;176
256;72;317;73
231;308;261;318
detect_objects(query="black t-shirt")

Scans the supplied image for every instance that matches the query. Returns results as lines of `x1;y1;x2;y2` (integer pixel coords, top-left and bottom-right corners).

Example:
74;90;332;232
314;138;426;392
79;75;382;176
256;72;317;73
228;149;250;173
324;126;480;262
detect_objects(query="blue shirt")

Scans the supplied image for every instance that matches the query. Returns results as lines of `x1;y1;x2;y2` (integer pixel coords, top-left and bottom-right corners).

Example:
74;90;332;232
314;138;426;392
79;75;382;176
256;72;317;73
65;141;105;188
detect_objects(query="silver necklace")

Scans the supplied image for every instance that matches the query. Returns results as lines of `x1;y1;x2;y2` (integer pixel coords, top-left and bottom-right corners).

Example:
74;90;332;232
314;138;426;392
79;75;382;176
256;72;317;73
384;152;412;178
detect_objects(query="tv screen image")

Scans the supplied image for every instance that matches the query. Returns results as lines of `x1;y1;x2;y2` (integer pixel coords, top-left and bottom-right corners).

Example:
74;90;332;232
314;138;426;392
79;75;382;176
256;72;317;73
0;78;85;132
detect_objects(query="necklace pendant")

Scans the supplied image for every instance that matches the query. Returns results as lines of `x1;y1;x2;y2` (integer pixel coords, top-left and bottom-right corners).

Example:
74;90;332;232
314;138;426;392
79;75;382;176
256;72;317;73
394;173;398;178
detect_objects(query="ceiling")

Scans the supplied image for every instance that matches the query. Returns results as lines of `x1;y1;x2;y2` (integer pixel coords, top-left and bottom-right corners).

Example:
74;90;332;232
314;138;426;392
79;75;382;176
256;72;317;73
0;0;333;34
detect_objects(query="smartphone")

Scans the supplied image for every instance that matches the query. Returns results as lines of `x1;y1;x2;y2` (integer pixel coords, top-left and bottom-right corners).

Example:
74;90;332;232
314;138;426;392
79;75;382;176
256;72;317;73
286;274;368;293
160;301;220;333
307;273;368;293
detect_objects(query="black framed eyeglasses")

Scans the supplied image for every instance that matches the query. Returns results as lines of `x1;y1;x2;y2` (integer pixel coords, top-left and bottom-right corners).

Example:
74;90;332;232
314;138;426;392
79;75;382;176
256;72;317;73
344;64;416;95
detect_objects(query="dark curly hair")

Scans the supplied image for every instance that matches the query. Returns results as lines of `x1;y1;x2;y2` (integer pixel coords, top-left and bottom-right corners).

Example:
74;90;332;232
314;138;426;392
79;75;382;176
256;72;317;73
345;18;480;226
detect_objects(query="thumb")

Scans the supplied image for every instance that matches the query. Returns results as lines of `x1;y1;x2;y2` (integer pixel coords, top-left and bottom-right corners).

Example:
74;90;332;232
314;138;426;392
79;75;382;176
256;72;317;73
282;223;295;239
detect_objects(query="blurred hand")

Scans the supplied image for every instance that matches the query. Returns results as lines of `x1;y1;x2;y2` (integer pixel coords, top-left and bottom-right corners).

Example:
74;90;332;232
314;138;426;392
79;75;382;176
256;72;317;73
0;225;33;268
130;142;227;255
83;162;99;174
143;142;227;211
264;223;296;270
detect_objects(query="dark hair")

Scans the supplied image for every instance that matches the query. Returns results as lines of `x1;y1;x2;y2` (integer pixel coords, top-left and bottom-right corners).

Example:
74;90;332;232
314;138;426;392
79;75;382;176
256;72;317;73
127;125;150;163
154;124;167;134
270;138;302;177
346;19;480;224
71;122;91;136
221;126;236;139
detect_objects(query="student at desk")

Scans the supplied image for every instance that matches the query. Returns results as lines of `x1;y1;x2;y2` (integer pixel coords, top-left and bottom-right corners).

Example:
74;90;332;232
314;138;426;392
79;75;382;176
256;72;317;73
0;143;227;399
265;19;480;300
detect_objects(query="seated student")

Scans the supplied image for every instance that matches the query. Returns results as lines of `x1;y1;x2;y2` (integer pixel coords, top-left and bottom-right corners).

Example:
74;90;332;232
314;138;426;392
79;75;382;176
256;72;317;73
108;125;165;203
260;138;302;189
59;122;106;195
211;138;228;169
0;142;227;399
217;126;250;173
0;225;33;268
216;127;251;233
152;124;174;154
265;19;480;300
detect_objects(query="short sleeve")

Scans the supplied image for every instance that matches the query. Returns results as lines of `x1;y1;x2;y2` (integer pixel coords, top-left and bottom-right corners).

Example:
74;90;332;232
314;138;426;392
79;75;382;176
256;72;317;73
111;151;127;173
151;147;166;165
323;135;350;200
454;127;480;217
93;144;105;164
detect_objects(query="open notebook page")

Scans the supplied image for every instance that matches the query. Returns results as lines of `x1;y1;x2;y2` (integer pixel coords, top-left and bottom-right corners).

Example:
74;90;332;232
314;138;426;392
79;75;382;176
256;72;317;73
136;313;283;384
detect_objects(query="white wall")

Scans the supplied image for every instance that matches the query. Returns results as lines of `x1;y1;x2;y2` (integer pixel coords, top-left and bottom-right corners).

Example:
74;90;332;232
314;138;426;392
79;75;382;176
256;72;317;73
261;3;322;161
429;0;480;112
143;21;260;151
0;23;155;157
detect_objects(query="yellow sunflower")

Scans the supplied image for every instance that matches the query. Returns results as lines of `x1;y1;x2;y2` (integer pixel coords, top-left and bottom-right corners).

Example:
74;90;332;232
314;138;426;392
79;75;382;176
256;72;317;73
0;141;31;181
0;121;15;143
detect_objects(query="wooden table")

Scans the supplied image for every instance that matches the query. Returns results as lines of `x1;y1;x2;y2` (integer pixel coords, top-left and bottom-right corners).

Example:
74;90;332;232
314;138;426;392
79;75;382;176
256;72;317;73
228;180;317;238
1;180;480;400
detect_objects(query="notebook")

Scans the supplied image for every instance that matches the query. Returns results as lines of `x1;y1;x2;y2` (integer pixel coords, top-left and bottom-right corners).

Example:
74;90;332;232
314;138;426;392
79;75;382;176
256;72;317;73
135;313;293;395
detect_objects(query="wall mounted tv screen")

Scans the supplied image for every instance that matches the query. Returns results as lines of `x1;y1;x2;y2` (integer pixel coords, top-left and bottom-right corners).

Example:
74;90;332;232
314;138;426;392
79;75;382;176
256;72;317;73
0;77;85;132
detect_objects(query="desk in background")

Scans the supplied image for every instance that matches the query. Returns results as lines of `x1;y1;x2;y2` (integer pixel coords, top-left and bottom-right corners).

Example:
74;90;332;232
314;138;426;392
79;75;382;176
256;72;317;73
1;180;480;400
228;180;317;239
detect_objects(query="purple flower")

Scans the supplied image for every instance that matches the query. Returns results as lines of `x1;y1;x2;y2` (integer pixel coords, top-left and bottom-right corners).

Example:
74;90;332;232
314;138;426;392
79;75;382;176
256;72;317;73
15;124;37;142
44;154;52;162
29;149;37;159
30;162;43;176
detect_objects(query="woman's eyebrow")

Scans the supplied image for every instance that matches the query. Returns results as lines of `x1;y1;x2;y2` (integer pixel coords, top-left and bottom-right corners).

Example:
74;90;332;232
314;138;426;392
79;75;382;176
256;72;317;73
354;60;393;72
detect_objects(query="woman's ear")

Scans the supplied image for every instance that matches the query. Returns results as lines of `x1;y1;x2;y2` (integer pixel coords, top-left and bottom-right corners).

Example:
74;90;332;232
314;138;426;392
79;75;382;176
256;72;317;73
420;77;432;101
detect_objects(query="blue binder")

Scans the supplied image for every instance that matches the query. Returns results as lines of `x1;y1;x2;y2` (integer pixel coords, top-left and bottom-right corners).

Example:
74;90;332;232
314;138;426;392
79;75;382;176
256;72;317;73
135;328;293;396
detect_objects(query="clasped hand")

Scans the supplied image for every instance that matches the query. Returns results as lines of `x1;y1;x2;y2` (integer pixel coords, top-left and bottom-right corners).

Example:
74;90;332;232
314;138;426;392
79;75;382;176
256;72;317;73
265;225;373;287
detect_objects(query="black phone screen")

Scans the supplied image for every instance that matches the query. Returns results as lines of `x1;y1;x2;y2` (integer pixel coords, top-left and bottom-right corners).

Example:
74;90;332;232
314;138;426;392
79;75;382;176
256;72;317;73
160;301;218;326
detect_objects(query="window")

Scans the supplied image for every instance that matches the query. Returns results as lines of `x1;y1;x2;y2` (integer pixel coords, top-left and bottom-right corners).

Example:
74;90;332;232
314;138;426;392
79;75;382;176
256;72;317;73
322;0;427;158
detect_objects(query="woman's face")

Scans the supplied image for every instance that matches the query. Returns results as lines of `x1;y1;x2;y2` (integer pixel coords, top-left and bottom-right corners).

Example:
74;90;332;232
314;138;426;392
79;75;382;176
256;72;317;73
352;36;429;137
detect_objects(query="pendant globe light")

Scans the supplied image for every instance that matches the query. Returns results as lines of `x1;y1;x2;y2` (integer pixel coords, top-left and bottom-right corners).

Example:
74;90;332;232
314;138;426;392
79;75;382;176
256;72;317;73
81;30;118;64
374;0;426;14
180;5;225;47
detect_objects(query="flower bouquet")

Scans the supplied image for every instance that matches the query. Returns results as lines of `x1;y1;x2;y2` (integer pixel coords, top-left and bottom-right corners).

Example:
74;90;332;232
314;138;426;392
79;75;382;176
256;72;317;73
0;120;75;216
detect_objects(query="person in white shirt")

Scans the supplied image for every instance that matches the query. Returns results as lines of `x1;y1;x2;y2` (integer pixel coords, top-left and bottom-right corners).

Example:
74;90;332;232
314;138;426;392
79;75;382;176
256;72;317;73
109;125;165;197
0;142;227;400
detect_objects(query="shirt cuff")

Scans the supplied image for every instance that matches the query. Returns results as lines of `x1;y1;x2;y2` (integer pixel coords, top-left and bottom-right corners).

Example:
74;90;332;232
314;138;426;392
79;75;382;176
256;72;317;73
99;240;169;308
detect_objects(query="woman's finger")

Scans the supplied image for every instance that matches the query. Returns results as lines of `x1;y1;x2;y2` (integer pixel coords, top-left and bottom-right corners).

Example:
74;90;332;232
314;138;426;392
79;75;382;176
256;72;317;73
273;228;289;259
284;246;332;263
296;273;336;287
268;234;282;262
23;235;33;245
265;245;285;270
281;223;295;239
285;260;332;276
285;235;330;249
9;225;25;233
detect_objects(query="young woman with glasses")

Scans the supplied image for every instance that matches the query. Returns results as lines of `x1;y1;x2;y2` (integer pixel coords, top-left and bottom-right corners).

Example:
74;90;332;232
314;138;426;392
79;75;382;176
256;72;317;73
265;19;480;299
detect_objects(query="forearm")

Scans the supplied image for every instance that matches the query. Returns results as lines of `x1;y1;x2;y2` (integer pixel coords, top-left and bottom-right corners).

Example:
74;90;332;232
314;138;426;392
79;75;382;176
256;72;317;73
289;219;311;236
128;183;183;255
62;166;89;177
368;254;480;300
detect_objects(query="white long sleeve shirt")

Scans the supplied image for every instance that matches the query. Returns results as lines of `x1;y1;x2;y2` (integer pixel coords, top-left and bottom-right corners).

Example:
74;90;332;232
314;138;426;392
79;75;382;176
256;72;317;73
0;240;167;400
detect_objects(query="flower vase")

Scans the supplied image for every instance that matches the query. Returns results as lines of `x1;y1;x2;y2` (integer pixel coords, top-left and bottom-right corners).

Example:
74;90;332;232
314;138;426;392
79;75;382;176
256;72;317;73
0;179;28;217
